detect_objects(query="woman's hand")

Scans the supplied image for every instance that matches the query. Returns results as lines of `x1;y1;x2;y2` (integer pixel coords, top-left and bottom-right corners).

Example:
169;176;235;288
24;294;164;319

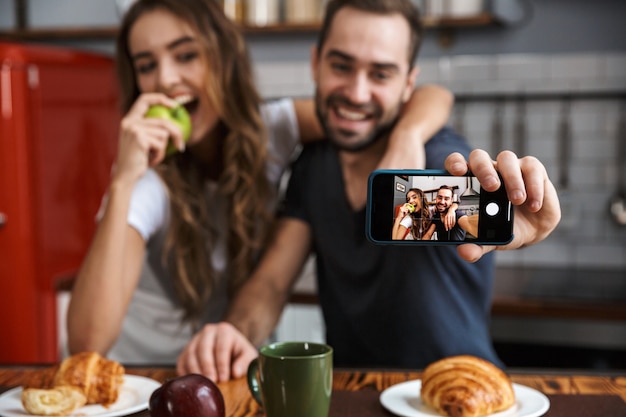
177;322;258;383
112;93;185;185
399;203;413;216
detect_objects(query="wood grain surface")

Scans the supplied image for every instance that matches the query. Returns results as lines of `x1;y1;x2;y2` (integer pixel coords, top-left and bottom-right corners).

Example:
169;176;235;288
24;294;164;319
1;366;624;416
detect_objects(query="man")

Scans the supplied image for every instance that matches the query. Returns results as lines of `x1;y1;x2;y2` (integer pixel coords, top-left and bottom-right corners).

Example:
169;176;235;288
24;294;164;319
177;0;560;382
430;185;469;241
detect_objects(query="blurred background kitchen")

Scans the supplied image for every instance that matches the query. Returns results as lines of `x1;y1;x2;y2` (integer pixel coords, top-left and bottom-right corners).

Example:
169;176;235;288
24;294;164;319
1;0;624;370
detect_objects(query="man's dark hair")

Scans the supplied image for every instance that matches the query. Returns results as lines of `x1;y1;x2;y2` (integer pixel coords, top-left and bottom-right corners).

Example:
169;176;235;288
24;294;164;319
438;185;455;196
316;0;423;70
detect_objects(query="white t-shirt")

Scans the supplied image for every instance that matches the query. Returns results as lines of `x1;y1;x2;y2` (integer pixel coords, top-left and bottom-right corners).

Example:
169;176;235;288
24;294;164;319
106;98;300;364
399;210;434;241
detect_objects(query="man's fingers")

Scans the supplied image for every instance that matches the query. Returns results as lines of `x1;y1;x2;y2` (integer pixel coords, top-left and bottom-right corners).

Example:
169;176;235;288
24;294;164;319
519;156;548;212
468;149;500;191
457;243;494;263
495;151;526;205
444;152;470;175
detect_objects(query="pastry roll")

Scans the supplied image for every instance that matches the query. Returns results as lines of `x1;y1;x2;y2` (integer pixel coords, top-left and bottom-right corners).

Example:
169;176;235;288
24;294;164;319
21;386;86;416
420;355;515;417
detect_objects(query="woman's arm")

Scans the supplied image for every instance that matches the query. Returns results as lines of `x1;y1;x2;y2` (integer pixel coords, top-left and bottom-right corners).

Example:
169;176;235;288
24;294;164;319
67;93;173;355
293;99;325;143
392;203;414;239
67;181;146;355
392;212;409;240
422;223;436;241
379;84;454;169
293;84;454;155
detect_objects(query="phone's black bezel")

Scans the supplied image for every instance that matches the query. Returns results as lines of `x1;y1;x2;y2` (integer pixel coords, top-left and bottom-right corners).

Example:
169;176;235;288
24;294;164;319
366;169;514;245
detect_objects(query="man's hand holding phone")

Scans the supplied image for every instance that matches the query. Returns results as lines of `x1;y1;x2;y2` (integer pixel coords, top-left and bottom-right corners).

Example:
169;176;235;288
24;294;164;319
367;149;561;262
445;149;561;262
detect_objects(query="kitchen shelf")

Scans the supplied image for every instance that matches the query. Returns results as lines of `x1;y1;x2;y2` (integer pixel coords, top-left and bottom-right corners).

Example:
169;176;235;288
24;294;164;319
0;13;498;41
0;27;118;41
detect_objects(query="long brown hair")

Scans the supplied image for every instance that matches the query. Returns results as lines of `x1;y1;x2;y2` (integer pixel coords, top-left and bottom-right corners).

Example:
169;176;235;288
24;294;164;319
116;0;273;326
406;188;431;239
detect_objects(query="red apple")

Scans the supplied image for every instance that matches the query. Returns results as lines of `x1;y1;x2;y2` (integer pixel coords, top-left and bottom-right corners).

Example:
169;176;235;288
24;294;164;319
149;374;225;417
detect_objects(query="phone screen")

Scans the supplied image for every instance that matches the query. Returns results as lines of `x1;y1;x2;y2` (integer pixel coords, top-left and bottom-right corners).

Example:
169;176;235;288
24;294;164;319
367;170;514;245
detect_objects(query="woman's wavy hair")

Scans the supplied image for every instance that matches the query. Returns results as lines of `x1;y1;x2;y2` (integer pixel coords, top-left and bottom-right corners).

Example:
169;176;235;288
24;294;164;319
116;0;272;327
406;188;431;239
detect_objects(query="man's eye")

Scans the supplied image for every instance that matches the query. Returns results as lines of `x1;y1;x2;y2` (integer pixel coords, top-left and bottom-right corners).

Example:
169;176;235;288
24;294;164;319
331;62;350;73
372;71;391;81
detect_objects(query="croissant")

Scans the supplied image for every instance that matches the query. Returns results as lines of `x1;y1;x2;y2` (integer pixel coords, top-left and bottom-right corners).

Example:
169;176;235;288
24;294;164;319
420;355;515;417
21;352;125;415
52;351;125;406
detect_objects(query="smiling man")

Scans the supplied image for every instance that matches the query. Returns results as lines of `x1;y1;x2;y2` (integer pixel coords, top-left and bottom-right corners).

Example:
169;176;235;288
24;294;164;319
313;5;417;153
176;0;560;380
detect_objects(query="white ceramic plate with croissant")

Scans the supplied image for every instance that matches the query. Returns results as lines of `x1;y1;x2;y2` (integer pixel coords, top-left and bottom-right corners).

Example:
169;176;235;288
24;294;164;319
380;380;550;417
0;375;161;417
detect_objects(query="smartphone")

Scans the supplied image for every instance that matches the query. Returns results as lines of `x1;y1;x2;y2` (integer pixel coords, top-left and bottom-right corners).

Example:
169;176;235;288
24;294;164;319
366;169;514;245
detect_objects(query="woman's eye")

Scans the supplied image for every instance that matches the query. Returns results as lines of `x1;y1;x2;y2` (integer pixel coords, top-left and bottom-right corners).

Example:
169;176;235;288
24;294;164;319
178;50;199;63
135;61;156;75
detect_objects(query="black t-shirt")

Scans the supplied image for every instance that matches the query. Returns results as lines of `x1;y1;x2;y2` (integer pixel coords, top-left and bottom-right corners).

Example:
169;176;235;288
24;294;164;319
282;127;501;369
432;209;467;241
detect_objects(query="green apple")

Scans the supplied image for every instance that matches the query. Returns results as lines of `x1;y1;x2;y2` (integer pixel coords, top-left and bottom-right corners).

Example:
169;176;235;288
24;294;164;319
405;203;415;213
145;104;192;156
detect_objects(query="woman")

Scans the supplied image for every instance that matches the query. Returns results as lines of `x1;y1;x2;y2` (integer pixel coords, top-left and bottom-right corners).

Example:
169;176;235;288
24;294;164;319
67;0;452;366
393;188;434;240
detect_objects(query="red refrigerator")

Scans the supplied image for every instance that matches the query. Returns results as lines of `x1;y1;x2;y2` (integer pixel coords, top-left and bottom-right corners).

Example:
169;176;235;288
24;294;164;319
0;42;119;363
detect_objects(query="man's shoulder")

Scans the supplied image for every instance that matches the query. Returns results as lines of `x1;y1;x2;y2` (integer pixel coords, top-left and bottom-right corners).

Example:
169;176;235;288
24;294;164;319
425;126;472;169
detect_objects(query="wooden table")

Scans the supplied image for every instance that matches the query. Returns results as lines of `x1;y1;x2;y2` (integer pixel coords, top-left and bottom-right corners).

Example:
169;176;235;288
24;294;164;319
0;366;624;416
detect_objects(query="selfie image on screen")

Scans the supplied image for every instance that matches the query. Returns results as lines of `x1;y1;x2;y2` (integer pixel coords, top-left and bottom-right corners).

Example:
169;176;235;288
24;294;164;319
392;175;480;242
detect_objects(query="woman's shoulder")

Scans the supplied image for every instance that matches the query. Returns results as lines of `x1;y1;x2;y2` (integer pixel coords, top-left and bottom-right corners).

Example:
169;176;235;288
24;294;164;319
260;98;296;126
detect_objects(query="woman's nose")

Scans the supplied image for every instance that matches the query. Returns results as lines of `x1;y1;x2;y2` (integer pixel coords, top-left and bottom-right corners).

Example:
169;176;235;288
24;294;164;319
156;58;181;89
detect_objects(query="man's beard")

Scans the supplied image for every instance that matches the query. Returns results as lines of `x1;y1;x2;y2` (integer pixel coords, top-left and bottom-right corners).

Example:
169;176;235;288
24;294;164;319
314;88;399;153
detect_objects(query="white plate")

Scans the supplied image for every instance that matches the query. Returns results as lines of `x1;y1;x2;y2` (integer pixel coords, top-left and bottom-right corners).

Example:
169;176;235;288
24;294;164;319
380;379;550;417
0;374;161;417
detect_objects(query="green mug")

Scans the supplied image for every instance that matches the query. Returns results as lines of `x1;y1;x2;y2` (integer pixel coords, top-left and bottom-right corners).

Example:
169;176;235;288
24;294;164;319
247;341;333;417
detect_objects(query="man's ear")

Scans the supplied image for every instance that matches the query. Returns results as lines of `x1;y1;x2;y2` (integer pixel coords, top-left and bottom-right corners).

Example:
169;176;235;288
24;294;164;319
311;45;320;84
403;65;421;102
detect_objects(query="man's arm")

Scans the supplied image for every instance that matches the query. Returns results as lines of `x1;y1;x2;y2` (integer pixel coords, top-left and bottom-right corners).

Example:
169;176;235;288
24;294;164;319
176;218;313;382
457;213;478;238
